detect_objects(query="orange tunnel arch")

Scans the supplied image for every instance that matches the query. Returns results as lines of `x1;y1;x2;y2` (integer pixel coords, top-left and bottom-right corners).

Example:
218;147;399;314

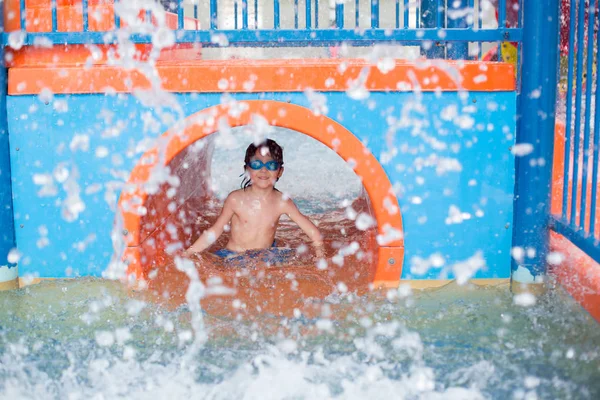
119;100;404;287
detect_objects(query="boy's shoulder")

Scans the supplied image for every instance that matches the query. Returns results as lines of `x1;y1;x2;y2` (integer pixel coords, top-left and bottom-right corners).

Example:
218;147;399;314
224;189;245;203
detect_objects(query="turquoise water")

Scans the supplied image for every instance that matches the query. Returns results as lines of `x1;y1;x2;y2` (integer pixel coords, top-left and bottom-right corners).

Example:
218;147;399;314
1;278;599;399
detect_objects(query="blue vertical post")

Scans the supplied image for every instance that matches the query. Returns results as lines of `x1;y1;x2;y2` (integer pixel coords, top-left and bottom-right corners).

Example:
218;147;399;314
115;0;121;29
242;0;249;29
570;0;587;227
294;0;299;28
235;1;239;29
335;3;344;28
562;0;578;218
420;0;444;58
210;0;218;29
590;12;600;236
0;8;18;289
254;0;258;28
20;0;26;30
177;0;184;29
371;0;379;28
446;0;468;59
51;0;57;31
580;0;597;229
82;0;89;31
511;0;561;290
274;0;280;28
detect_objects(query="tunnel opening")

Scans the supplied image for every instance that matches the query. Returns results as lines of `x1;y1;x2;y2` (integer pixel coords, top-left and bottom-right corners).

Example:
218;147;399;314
119;100;404;306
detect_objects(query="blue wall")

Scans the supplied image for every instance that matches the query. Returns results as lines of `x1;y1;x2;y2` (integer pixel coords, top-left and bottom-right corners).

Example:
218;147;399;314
0;50;16;271
7;90;516;280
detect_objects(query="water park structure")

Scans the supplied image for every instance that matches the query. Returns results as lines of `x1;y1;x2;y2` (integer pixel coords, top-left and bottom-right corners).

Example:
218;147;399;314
0;0;598;322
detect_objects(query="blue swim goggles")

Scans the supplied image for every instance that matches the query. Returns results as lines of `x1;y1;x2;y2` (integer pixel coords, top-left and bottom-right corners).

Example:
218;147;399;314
247;159;281;171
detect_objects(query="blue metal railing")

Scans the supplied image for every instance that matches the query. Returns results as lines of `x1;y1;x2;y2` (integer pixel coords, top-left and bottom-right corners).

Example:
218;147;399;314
4;0;522;50
552;0;600;263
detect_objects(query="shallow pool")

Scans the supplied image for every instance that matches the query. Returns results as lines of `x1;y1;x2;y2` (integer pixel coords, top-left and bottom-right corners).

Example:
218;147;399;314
1;278;599;399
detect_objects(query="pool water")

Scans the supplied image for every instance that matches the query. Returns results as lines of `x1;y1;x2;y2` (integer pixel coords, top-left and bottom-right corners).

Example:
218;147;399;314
1;278;599;399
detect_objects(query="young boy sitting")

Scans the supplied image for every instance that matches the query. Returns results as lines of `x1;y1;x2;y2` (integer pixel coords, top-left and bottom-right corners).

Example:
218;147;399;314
183;139;324;262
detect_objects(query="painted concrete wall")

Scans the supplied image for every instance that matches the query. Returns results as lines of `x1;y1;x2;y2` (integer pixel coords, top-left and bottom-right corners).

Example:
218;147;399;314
7;90;516;279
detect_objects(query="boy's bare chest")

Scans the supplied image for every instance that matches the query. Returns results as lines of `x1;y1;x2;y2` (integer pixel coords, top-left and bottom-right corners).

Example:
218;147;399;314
234;199;281;225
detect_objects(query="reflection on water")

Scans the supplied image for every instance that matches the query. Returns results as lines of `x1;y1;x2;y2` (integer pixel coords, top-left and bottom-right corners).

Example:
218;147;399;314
1;276;599;399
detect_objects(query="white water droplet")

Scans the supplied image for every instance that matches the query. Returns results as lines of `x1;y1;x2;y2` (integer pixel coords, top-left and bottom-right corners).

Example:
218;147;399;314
511;143;534;156
355;213;375;230
152;27;175;49
8;31;26;50
95;331;115;347
546;251;565;265
513;293;536;307
7;248;21;264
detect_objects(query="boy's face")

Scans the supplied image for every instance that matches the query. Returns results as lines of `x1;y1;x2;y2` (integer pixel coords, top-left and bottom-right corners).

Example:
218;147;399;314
247;147;283;189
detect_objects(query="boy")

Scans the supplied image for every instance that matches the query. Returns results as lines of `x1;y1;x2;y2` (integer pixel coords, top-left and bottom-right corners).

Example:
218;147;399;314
183;139;324;261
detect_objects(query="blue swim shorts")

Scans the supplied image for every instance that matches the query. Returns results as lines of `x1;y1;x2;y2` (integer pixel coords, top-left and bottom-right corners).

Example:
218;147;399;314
213;244;294;266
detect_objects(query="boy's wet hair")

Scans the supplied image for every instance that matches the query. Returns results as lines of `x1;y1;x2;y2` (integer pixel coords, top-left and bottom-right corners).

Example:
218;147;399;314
241;139;284;190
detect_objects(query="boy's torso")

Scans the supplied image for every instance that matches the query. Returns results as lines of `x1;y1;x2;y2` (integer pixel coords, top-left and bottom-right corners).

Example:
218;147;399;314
225;189;285;252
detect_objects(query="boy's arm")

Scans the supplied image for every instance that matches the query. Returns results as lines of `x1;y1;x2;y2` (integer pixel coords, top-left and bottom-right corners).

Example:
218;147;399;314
183;195;235;256
282;198;325;258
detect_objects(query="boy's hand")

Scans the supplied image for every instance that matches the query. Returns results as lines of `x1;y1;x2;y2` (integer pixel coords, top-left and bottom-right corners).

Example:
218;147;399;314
182;248;198;258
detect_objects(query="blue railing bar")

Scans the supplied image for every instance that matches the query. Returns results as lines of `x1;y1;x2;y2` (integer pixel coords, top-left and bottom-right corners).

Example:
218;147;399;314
396;0;400;28
404;0;409;28
178;0;184;30
20;0;26;30
571;0;587;227
468;0;474;28
306;0;311;29
372;0;379;28
591;8;600;236
562;0;578;219
498;0;506;29
436;0;443;28
234;1;238;29
13;28;523;46
294;0;299;29
416;1;420;27
273;0;280;29
315;0;319;28
580;0;597;229
242;0;249;29
255;0;258;28
356;0;360;28
82;0;89;31
210;0;218;29
336;3;344;28
446;0;469;59
51;0;57;32
552;217;600;264
194;3;198;28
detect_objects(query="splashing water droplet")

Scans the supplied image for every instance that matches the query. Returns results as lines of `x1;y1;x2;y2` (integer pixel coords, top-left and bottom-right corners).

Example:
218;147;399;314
8;31;26;50
7;248;21;264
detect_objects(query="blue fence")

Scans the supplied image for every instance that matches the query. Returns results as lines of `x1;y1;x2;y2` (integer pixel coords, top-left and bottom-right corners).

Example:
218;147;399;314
551;0;600;263
7;0;521;51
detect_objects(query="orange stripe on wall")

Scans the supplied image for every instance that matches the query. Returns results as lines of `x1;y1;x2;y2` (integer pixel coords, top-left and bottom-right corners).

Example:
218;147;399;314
8;59;515;95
